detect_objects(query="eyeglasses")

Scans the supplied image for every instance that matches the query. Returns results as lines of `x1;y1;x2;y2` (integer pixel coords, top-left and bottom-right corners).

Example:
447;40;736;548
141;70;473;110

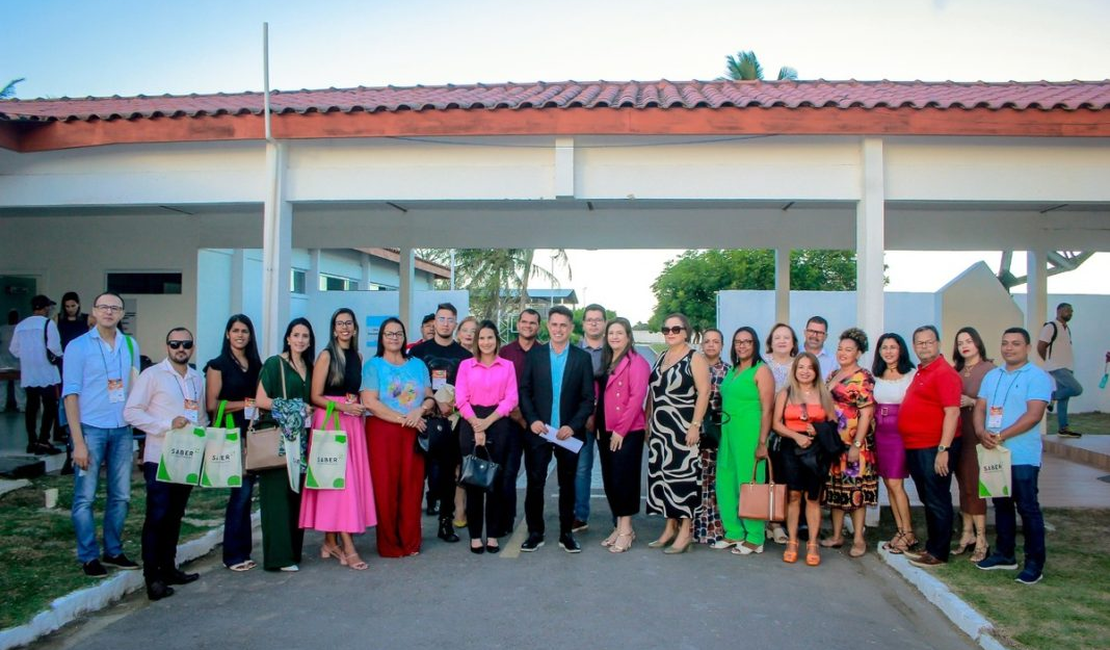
94;304;124;313
382;331;404;339
735;339;755;347
914;339;938;347
335;320;355;328
660;326;685;335
804;329;827;337
167;340;194;350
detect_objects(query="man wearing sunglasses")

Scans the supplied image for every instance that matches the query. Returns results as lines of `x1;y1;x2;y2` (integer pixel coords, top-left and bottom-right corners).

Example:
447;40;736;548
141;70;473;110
62;291;142;577
124;327;208;599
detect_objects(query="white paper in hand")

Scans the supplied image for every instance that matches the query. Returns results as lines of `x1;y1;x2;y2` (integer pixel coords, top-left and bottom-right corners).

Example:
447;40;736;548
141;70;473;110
543;425;583;453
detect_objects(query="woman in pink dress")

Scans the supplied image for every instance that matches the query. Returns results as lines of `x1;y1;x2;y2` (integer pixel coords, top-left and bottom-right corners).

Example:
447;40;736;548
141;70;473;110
300;308;377;570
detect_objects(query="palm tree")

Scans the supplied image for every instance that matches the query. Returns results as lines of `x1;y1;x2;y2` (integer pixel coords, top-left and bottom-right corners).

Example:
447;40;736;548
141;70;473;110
418;248;571;324
720;51;797;81
1;78;25;99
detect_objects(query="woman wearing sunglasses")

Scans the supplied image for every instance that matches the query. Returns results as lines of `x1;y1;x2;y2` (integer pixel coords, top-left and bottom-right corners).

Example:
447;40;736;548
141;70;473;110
646;314;710;554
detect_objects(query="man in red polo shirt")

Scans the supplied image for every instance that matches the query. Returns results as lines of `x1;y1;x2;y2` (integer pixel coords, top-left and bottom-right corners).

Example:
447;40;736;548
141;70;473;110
897;325;962;567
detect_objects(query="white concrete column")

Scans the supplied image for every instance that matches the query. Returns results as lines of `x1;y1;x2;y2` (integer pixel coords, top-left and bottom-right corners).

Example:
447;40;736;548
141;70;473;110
856;137;885;340
307;248;322;300
1026;248;1048;340
229;248;246;314
261;142;291;357
399;247;415;335
774;247;790;325
554;137;575;199
361;253;373;291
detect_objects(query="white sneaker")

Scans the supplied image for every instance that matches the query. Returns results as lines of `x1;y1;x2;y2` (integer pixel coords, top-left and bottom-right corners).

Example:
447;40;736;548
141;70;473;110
279;564;300;572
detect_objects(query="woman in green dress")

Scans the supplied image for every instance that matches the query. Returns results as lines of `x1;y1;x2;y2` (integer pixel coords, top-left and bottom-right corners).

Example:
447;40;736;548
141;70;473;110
254;318;315;571
715;326;775;556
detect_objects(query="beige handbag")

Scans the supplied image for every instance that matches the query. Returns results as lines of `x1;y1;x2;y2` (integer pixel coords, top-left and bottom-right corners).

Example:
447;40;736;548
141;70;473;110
243;361;287;472
738;458;787;522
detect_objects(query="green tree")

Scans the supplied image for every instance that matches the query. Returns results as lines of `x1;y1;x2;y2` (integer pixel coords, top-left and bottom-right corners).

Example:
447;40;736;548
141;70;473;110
648;249;867;334
418;248;570;322
1;78;25;99
720;51;797;81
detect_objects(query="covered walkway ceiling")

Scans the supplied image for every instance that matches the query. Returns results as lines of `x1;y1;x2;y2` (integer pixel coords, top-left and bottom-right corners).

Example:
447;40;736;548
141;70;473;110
2;199;1108;251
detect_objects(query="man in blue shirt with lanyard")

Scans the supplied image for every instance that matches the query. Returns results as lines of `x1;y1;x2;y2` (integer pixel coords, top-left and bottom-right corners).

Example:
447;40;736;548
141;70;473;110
62;291;142;577
973;327;1053;585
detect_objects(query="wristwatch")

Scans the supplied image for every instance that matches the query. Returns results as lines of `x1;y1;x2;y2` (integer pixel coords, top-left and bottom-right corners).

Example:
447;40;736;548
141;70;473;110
853;440;863;449
937;444;949;452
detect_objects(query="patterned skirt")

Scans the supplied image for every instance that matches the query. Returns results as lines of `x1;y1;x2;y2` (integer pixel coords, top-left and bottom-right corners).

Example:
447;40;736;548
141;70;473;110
646;422;702;519
693;448;724;544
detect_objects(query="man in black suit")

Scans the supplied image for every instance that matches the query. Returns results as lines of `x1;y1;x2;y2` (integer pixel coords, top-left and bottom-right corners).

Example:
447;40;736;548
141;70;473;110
519;305;595;553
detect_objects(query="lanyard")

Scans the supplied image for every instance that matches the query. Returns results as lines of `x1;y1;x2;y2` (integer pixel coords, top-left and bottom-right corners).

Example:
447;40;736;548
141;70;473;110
990;366;1029;408
96;333;127;381
173;370;198;402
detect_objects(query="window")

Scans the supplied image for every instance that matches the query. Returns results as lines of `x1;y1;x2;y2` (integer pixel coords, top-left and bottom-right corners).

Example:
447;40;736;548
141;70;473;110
106;272;181;295
291;269;306;294
320;274;356;292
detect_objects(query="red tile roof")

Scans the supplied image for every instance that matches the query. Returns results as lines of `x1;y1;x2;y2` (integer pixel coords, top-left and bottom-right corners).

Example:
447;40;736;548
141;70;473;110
3;80;1109;122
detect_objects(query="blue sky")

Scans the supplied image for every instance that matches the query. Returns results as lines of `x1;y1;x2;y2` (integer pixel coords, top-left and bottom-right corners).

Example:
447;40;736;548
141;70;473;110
4;0;1108;320
5;0;1108;99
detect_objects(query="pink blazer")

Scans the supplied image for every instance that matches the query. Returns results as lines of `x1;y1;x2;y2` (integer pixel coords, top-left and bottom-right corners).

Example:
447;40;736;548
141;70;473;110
602;352;650;435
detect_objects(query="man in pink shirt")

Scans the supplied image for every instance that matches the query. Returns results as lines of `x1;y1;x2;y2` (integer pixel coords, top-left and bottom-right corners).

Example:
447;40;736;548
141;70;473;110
124;327;208;600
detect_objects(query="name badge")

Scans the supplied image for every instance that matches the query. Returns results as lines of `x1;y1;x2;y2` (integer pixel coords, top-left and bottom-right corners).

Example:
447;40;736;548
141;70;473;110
987;405;1004;430
244;398;258;421
431;369;447;391
183;399;199;424
346;393;358;405
107;378;125;403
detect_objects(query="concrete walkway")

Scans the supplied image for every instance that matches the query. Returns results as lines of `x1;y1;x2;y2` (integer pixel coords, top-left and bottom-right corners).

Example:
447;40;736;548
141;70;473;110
27;473;977;650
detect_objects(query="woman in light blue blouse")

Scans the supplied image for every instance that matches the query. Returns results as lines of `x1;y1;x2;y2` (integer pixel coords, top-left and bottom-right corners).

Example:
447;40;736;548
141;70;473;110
360;317;435;557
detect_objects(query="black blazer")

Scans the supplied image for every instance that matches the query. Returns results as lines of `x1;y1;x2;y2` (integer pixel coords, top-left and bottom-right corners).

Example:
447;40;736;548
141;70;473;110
519;343;596;439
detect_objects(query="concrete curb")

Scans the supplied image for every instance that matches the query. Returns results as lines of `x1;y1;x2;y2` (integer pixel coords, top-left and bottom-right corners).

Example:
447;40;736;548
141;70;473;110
878;542;1010;650
0;512;260;650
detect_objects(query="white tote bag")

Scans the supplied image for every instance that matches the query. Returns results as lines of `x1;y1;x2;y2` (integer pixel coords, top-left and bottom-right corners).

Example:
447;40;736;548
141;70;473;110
977;444;1013;499
156;426;207;485
306;402;349;490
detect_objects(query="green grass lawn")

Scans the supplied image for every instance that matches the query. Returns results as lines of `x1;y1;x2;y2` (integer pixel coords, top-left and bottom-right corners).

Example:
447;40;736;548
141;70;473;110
1061;411;1109;435
878;507;1110;650
0;472;236;630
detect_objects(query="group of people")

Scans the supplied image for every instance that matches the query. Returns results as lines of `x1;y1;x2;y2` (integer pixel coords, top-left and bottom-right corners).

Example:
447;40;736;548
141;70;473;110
13;290;1070;600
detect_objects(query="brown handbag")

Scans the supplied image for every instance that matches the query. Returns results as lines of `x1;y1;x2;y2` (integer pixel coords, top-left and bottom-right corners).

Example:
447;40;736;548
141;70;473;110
243;358;288;472
738;457;787;522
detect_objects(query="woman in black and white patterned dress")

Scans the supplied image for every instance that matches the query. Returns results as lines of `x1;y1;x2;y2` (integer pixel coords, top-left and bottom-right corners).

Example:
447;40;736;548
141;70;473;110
646;313;711;554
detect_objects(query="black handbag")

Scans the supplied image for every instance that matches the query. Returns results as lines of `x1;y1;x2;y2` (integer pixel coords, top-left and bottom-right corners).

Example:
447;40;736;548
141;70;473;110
459;445;501;492
700;407;730;450
416;416;450;455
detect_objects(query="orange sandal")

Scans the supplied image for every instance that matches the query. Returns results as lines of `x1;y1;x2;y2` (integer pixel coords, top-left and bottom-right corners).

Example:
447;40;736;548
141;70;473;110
783;540;799;564
805;542;821;566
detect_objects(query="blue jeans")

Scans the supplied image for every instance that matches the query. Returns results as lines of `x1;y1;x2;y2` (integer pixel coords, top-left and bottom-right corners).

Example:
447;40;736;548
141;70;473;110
574;430;596;522
1049;369;1083;430
992;464;1046;571
222;472;257;566
72;425;133;563
905;439;959;562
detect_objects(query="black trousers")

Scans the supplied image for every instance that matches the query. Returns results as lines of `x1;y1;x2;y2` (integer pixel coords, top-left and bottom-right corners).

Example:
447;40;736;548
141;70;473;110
499;420;525;535
906;437;961;562
523;429;578;536
430;420;461;522
24;385;58;446
597;429;645;517
459;406;512;539
142;462;192;583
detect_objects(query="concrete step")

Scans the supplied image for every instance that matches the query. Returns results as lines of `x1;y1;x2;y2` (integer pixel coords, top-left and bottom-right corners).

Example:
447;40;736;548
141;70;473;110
1042;434;1110;471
